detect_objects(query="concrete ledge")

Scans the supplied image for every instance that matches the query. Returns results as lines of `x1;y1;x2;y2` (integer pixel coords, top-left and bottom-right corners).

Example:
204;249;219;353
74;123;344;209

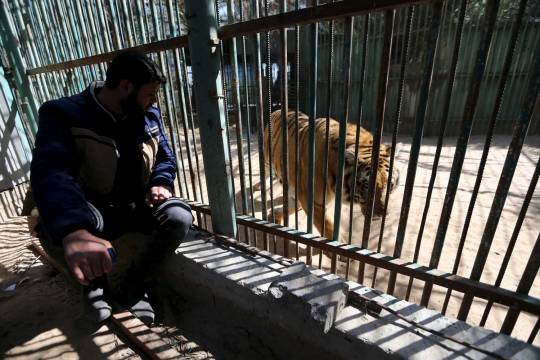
158;229;540;360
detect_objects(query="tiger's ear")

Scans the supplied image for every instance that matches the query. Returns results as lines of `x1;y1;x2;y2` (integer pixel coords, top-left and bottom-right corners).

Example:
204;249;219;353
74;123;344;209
344;148;357;166
387;142;403;158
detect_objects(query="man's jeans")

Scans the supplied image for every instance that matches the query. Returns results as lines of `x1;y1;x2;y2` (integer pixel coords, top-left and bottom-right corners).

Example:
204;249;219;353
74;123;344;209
40;197;194;287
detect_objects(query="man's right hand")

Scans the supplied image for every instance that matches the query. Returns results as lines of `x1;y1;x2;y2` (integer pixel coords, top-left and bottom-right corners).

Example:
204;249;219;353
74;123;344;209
62;229;113;285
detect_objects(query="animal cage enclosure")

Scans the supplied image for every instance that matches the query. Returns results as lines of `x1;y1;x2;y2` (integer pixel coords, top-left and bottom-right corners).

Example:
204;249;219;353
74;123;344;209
1;0;539;347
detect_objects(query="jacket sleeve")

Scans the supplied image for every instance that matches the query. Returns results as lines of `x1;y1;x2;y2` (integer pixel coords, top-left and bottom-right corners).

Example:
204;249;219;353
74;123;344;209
30;101;95;246
148;109;177;191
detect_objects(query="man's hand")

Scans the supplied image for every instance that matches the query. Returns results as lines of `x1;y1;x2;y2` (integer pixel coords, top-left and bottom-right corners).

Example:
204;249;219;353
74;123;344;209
145;185;172;208
62;229;113;285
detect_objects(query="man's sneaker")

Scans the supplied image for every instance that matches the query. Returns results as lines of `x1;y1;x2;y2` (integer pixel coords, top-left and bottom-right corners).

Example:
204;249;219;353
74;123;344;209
83;275;112;322
113;283;155;326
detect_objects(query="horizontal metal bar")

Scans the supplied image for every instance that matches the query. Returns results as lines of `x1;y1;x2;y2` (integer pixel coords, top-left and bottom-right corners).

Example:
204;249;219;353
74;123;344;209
218;0;449;40
26;35;189;75
180;198;540;316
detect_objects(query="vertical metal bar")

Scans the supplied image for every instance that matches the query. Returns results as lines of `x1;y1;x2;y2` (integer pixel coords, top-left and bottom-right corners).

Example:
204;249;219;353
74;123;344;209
373;6;413;289
24;0;46;66
358;9;396;283
458;43;540;321
85;1;104;54
135;0;147;45
120;0;135;47
294;0;300;260
240;0;257;246
107;0;123;49
499;232;540;335
421;0;501;308
280;0;290;257
306;0;318;265
402;0;466;301
330;16;354;274
95;0;113;53
0;1;39;134
387;1;442;293
320;3;335;269
252;0;268;250
264;0;277;253
72;0;92;57
443;0;529;316
180;48;206;205
480;156;540;327
13;0;40;69
346;14;370;279
184;0;237;238
38;0;63;63
227;1;249;225
529;317;540;344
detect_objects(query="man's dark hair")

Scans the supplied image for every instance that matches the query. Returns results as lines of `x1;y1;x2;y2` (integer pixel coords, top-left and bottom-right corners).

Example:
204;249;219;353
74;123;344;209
105;50;167;90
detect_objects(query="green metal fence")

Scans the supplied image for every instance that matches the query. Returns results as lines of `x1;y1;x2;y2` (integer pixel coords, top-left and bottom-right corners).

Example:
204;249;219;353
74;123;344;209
1;0;540;348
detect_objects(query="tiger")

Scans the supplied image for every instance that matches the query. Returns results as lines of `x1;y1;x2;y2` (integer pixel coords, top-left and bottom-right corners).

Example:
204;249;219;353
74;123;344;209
255;109;403;245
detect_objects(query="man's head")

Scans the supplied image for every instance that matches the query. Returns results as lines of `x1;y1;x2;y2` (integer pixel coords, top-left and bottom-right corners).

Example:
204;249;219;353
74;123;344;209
105;51;167;116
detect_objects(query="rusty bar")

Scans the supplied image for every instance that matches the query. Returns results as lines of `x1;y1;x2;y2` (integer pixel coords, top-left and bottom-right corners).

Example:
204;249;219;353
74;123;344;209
453;0;530;320
305;0;319;266
374;6;413;290
120;0;134;47
458;42;540;322
358;10;395;283
240;1;257;246
174;48;204;215
135;0;147;45
280;0;290;257
406;0;467;303
253;0;268;251
264;0;278;253
180;197;540;317
388;2;443;296
500;232;540;335
26;36;189;75
421;0;502;308
227;1;249;226
331;15;354;274
294;0;300;260
218;0;449;40
320;8;336;270
106;0;122;49
528;318;540;344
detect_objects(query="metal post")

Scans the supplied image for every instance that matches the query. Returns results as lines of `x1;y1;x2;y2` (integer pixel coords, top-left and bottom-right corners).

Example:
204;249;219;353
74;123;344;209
184;0;237;238
0;1;38;135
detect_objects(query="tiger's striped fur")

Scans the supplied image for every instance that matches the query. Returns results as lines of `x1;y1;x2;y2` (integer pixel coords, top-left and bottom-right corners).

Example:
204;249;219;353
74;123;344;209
257;109;402;244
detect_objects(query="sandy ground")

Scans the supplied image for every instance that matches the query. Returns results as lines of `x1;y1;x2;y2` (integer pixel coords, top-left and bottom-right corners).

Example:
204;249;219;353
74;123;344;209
0;216;215;360
1;127;538;357
177;127;540;346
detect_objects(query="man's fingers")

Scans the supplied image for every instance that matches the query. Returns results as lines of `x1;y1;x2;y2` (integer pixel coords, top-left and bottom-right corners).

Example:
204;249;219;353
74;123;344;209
145;193;153;207
90;257;105;278
72;266;89;285
80;263;96;281
101;254;113;273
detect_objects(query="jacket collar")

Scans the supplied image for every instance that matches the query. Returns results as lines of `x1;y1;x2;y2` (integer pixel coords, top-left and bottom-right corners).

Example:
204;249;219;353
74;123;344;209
88;81;128;123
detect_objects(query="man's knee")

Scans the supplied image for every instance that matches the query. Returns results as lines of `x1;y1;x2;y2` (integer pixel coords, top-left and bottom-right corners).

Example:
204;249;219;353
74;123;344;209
154;198;194;233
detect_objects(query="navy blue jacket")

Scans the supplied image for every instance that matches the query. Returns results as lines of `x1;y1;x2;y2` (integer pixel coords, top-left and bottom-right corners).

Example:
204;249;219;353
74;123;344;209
30;81;177;245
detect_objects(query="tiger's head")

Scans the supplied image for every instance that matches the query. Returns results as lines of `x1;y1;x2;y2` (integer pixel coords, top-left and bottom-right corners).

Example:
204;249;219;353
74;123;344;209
343;142;403;219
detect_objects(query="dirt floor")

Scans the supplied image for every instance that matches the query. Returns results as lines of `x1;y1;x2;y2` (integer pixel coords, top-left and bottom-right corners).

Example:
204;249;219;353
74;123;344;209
178;129;540;346
0;216;215;360
1;130;538;357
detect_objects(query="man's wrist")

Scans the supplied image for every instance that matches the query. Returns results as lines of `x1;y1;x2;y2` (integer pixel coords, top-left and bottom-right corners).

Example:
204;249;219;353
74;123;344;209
62;229;90;246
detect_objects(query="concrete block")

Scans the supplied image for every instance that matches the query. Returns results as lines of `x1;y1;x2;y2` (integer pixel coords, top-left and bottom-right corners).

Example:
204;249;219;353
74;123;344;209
268;261;349;333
